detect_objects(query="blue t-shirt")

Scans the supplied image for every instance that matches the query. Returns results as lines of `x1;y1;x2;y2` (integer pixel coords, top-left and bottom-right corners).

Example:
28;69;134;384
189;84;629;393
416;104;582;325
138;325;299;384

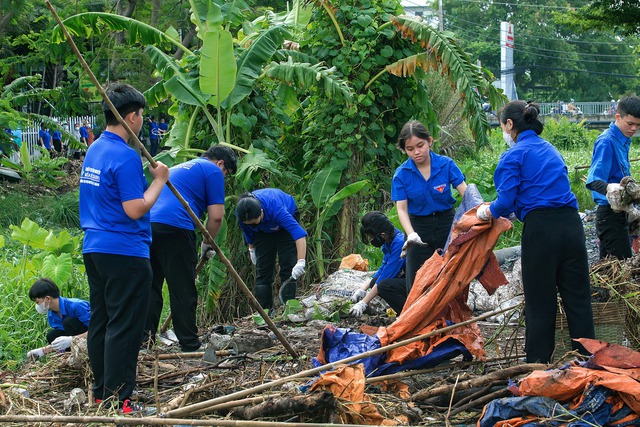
490;130;578;221
586;122;632;206
151;158;225;230
159;122;168;133
372;228;406;283
149;121;159;140
52;130;62;141
236;188;307;244
39;129;51;149
79;131;151;257
79;126;89;141
391;151;465;215
48;296;91;330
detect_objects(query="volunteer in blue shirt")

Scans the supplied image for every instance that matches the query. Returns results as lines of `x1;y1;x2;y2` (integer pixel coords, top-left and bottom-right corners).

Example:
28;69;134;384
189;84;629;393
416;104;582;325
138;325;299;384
147;116;160;156
79;83;169;411
52;128;62;153
349;211;406;317
586;96;640;260
476;100;594;364
392;120;467;292
235;189;307;310
26;278;91;360
38;124;51;151
79;121;90;146
144;145;237;352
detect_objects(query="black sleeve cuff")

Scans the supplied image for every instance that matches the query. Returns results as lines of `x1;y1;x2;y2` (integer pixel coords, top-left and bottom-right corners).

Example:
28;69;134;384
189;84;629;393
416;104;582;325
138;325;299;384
368;276;377;289
587;180;608;195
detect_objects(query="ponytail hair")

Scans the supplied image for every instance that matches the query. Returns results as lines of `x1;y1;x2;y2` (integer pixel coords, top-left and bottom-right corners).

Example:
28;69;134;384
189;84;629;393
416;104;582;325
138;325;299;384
499;100;544;135
235;192;262;222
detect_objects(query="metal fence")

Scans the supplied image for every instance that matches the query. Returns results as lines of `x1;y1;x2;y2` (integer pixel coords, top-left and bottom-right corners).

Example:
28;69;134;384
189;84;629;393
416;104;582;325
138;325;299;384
535;102;615;116
9;115;95;163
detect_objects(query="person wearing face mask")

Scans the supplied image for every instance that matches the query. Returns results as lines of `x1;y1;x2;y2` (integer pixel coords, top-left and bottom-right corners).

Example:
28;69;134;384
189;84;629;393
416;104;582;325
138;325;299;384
349;211;406;317
392;120;467;292
586;96;640;260
235;189;307;311
476;100;594;364
27;278;90;360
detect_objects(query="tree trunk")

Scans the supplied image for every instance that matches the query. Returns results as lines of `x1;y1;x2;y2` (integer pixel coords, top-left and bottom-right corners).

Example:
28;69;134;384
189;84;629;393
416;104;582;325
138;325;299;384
151;0;160;28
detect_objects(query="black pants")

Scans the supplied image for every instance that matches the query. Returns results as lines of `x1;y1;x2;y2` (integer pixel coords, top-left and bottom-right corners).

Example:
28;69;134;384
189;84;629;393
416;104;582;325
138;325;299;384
377;277;407;315
596;205;632;260
521;207;595;363
254;228;297;310
46;317;88;344
405;209;454;293
145;223;200;351
84;252;151;402
52;139;62;153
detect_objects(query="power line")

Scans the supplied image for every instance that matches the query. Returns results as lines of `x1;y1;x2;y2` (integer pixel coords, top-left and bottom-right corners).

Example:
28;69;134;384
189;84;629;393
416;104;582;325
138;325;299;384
501;65;640;79
454;0;592;10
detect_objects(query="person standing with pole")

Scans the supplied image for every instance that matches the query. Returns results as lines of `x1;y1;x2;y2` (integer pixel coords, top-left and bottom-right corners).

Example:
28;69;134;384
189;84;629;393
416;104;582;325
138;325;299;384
79;83;169;412
144;145;237;352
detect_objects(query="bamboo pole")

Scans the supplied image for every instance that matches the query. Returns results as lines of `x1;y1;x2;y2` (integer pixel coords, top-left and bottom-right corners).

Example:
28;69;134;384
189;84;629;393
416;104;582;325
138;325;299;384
0;415;373;426
164;303;521;418
44;1;297;359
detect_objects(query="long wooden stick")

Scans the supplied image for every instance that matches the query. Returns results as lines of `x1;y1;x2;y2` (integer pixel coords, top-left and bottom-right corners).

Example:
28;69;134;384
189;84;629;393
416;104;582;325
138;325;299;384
164;303;521;418
45;1;297;359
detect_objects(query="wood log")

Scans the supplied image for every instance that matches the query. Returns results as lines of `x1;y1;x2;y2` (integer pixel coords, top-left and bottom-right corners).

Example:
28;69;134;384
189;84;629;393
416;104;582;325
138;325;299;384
231;392;335;420
412;363;546;401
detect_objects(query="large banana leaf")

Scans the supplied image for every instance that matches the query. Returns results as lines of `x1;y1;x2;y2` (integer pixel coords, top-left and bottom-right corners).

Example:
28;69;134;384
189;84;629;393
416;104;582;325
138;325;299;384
386;15;507;147
50;12;193;56
200;29;237;106
221;26;289;110
319;180;369;223
310;165;342;209
262;59;353;103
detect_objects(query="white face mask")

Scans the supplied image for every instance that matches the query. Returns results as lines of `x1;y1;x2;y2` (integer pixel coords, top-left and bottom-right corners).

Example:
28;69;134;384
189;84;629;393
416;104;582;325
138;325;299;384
35;300;49;315
503;131;516;148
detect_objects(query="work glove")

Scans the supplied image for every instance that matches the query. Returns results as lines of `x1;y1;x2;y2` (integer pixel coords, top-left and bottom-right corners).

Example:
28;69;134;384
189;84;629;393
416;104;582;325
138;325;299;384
350;289;366;303
27;347;45;360
401;232;424;258
51;336;72;352
291;259;306;279
200;242;215;259
476;204;492;221
349;301;367;317
606;183;624;212
249;248;257;265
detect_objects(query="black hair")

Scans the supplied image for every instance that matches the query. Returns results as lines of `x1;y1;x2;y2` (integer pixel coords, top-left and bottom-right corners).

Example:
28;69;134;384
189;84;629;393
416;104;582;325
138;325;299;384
499;100;544;136
204;145;238;175
29;278;60;300
617;96;640;118
397;120;431;150
236;192;262;221
103;83;146;126
360;211;395;243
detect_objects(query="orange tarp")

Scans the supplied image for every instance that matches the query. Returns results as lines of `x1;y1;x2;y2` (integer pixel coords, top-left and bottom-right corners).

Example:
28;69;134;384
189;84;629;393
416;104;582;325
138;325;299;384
377;207;512;364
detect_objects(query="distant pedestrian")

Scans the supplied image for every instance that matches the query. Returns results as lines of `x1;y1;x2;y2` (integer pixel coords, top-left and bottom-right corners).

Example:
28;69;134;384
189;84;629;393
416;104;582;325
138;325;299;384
147;116;159;156
52;127;62;153
38;123;51;151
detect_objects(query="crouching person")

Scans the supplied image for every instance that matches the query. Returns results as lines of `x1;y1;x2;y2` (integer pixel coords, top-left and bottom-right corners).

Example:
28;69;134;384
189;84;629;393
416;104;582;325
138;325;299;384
27;278;90;360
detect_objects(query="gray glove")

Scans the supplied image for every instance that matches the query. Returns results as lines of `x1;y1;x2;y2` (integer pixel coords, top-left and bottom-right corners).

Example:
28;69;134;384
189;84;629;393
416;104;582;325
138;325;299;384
606;183;624;212
401;232;424;258
200;242;215;259
350;289;366;303
349;301;367;317
249;248;257;265
51;336;72;352
27;347;45;360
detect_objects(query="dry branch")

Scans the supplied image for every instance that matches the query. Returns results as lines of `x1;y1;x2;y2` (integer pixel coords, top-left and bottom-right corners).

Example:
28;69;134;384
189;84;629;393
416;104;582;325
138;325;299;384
231;391;335;420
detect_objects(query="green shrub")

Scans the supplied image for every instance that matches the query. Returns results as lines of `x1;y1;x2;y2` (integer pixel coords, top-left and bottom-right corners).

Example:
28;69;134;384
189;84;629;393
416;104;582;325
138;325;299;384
542;117;599;150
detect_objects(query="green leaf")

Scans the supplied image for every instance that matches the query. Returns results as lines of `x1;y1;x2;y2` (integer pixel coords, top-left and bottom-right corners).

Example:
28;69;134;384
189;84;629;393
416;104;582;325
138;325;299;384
321;180;369;221
0;235;4;248
10;218;48;249
43;230;74;254
310;166;342;209
200;29;237;106
252;313;266;326
41;253;73;287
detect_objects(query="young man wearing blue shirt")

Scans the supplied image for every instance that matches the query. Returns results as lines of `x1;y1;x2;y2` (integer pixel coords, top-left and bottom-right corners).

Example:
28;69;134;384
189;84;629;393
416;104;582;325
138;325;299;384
144;145;237;352
147;116;160;156
392;120;467;292
350;211;406;317
235;189;307;310
79;83;169;411
477;101;594;363
586;96;640;260
38;124;51;151
26;278;90;360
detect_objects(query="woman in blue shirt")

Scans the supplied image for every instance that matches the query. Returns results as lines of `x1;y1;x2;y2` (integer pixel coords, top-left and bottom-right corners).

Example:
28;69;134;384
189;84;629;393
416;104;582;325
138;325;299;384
392;120;467;292
476;100;594;363
350;211;406;317
235;189;307;310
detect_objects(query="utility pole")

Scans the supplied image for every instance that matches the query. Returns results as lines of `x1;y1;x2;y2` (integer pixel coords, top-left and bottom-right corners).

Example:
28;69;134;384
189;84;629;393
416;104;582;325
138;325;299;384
439;0;443;31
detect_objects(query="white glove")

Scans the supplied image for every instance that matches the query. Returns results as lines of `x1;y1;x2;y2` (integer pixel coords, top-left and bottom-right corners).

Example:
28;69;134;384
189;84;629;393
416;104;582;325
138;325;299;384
477;204;492;221
27;347;45;360
249;248;257;265
350;289;366;303
606;183;624;212
401;232;424;258
51;336;72;352
349;301;367;317
291;259;306;279
200;242;215;259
